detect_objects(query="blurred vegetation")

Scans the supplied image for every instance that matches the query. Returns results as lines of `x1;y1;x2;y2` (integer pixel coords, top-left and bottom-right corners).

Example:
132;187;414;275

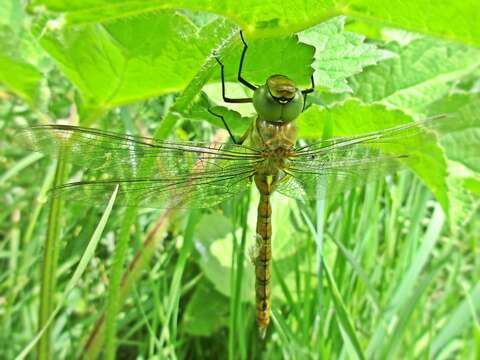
0;1;479;359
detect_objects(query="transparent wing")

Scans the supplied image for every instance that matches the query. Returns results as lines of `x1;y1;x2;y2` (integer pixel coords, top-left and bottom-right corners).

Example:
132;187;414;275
276;150;407;200
22;125;261;208
277;115;450;200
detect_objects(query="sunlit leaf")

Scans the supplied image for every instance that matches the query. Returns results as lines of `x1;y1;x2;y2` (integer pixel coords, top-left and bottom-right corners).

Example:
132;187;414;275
30;0;480;46
350;38;480;111
0;55;42;104
298;16;394;93
0;2;46;104
36;13;235;118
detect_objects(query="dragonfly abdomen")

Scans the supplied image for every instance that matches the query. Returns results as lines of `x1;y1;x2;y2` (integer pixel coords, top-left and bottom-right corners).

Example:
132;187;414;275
254;175;274;338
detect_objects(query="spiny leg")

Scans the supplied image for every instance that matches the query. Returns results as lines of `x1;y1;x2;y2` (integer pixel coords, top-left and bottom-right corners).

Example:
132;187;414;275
214;56;253;104
301;75;315;111
301;75;315;95
207;108;242;144
238;31;257;91
210;30;258;142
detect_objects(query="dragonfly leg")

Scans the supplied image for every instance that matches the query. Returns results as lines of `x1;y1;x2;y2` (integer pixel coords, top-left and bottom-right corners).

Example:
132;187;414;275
208;108;243;144
301;76;315;111
301;75;315;95
213;56;253;104
238;31;257;91
238;125;252;145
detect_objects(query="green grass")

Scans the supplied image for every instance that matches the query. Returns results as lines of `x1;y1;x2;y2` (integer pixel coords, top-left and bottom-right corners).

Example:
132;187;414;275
1;103;478;358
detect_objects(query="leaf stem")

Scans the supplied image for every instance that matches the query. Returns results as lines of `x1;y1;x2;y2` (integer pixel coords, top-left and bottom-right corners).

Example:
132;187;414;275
37;153;68;359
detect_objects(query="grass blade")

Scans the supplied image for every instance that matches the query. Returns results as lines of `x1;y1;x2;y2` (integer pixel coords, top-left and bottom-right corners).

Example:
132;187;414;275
36;153;68;360
380;260;446;358
367;203;445;355
431;281;480;357
323;260;366;360
157;210;200;352
104;205;138;359
15;185;119;360
0;152;43;186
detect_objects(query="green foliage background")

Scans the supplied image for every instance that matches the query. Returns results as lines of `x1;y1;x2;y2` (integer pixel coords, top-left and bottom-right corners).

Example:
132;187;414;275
0;0;479;359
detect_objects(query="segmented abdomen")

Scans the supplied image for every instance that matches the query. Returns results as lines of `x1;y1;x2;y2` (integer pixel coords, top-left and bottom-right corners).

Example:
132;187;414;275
254;175;273;338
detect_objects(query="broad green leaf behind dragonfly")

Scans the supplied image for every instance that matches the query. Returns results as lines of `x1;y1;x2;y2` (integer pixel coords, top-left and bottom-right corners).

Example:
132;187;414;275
29;0;480;47
298;16;395;93
35;12;235;120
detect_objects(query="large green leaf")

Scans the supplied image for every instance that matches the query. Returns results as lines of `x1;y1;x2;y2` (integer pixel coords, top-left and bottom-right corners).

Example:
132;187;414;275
0;1;45;104
36;12;235;118
29;0;480;47
182;281;230;336
298;16;394;93
465;178;480;197
425;93;480;228
0;54;42;104
193;212;253;301
218;34;315;87
426;93;480;174
350;38;480;111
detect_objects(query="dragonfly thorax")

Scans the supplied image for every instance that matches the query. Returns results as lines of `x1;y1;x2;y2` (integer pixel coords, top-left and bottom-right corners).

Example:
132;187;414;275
259;147;293;175
250;118;296;175
251;118;297;148
252;75;304;123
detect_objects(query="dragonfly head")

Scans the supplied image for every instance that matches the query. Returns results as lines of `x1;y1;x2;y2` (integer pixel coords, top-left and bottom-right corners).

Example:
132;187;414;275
253;75;304;123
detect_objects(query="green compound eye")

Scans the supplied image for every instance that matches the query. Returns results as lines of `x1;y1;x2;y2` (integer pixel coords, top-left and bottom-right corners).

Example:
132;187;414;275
281;91;304;122
252;75;304;123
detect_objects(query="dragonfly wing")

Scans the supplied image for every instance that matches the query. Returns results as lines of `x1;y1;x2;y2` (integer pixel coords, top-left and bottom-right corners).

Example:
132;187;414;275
22;125;260;208
49;171;254;209
277;115;449;200
277;149;407;201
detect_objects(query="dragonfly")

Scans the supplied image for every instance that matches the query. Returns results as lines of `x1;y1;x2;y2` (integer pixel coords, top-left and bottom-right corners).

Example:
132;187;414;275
23;31;449;338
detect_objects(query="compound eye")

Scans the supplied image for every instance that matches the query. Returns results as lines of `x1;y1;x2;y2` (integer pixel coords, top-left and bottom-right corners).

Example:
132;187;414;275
267;75;296;102
281;91;304;122
252;87;282;122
